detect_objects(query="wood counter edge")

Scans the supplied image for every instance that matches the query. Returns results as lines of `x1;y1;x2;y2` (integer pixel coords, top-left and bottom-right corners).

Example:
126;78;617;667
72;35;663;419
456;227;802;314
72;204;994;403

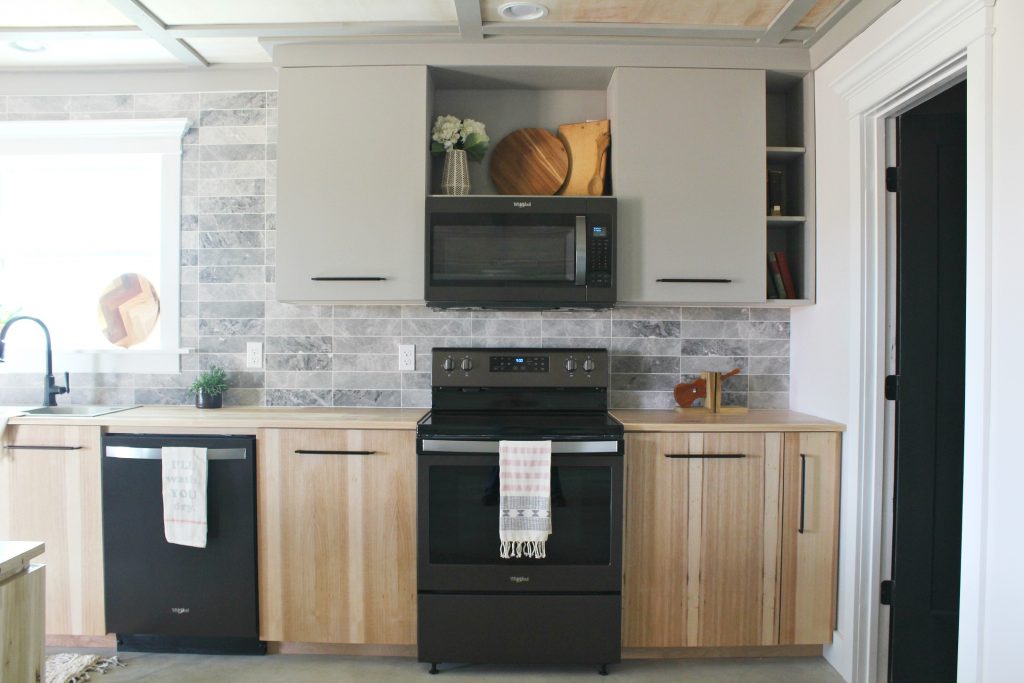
611;409;846;432
0;542;45;583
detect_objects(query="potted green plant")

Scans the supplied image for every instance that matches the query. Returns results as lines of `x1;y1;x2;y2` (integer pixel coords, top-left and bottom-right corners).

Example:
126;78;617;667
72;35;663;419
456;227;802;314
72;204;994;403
188;365;228;409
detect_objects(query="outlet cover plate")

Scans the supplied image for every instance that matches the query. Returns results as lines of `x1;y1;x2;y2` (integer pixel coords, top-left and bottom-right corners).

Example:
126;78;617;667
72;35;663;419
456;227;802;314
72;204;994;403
399;344;415;371
246;342;263;369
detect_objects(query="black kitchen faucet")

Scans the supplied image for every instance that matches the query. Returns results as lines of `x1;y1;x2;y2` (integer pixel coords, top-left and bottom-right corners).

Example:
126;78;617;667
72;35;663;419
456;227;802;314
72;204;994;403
0;316;69;406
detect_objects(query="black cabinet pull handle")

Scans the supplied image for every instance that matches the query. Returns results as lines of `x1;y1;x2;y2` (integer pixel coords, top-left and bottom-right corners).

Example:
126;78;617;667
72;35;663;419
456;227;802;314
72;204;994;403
4;445;83;450
311;277;387;281
799;453;807;534
664;453;745;459
656;278;733;283
294;449;377;455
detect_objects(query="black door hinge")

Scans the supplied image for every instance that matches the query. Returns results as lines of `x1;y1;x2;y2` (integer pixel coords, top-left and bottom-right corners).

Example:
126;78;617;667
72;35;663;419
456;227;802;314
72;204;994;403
886;166;899;192
885;374;900;401
880;579;894;605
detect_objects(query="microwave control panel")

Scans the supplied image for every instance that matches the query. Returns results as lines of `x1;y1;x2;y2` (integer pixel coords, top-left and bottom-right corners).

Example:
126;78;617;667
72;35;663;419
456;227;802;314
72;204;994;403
587;225;612;287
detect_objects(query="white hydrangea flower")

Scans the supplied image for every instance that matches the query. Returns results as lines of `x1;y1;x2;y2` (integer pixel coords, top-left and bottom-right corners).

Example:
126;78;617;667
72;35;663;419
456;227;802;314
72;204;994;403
461;118;489;143
432;115;462;150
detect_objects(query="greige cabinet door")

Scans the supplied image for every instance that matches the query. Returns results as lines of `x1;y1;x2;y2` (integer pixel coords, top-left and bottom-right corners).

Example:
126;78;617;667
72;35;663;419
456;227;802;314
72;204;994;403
0;425;105;636
276;66;429;302
608;68;766;303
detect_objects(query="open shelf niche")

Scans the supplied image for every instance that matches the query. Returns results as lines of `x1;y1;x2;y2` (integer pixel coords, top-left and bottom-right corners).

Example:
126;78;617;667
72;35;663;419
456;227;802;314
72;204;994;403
427;66;612;196
765;71;815;305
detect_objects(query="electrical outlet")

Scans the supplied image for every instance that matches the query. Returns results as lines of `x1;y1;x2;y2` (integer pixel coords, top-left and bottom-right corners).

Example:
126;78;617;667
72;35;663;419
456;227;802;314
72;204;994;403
246;342;263;369
399;344;415;372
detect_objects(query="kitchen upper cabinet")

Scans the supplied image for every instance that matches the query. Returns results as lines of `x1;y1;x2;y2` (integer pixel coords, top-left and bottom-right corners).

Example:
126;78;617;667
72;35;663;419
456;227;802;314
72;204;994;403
607;68;766;303
257;428;416;644
0;425;105;636
622;430;840;649
276;66;429;302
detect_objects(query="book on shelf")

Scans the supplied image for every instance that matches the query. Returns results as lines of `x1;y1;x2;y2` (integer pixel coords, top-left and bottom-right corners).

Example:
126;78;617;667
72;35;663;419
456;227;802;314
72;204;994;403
766;261;779;298
774;250;798;298
767;169;785;216
767;252;787;299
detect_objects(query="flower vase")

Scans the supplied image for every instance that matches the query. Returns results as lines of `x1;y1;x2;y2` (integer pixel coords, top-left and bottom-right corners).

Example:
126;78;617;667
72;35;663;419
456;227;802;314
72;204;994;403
441;149;471;196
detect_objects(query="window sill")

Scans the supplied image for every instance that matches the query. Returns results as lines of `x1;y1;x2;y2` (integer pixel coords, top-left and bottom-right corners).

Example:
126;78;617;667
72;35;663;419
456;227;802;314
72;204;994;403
1;349;189;375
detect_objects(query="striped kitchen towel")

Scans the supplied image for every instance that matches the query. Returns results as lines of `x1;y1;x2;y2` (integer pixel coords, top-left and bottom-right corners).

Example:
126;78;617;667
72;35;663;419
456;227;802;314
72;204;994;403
499;440;552;559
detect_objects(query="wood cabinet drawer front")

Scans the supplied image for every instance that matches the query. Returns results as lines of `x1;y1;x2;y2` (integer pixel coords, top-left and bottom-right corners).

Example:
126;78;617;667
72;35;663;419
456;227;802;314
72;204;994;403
0;425;105;636
257;428;416;645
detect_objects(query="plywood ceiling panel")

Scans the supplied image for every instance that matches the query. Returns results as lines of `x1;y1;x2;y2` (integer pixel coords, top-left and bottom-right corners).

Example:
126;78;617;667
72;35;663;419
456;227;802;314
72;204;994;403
0;0;134;27
142;0;457;26
481;0;791;27
186;37;272;64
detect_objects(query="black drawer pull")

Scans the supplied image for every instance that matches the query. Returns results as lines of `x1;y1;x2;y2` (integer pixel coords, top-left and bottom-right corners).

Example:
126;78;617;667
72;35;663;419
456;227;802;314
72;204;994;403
311;277;387;281
4;445;83;450
664;453;745;459
657;278;733;283
294;449;377;455
799;453;807;534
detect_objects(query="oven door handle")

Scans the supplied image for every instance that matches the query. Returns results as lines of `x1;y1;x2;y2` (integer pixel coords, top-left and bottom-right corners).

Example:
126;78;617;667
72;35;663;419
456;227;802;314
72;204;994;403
574;215;587;286
419;439;620;454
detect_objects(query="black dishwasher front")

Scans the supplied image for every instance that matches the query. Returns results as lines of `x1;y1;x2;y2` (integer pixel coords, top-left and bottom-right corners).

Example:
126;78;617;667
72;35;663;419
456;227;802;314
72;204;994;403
101;433;264;654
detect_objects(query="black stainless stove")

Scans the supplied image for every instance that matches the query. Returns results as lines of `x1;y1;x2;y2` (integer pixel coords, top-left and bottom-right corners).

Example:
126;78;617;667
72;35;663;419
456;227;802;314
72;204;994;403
416;348;623;676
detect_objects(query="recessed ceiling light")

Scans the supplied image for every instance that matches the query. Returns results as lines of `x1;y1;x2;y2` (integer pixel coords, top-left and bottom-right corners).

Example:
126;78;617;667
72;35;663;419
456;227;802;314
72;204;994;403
10;40;46;53
498;2;549;21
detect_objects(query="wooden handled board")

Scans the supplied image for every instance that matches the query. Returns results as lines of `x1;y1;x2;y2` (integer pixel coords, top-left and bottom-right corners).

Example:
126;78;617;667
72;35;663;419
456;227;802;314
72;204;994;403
489;128;569;195
556;119;610;196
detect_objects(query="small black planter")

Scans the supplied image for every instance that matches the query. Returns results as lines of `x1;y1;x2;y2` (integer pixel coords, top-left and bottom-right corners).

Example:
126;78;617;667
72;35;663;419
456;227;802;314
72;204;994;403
195;389;223;409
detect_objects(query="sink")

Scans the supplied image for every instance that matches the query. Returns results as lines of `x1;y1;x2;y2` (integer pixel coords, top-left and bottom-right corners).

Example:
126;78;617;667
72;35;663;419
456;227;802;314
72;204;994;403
21;405;137;418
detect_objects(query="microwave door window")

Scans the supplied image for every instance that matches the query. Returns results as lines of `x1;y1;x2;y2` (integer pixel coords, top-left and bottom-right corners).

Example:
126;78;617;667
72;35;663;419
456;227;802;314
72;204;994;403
432;223;575;284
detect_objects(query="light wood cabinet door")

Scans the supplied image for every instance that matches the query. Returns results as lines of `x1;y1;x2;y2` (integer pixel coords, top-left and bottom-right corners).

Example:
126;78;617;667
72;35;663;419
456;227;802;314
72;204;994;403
607;67;767;303
778;432;841;644
257;428;416;644
623;432;781;647
276;65;429;302
0;425;105;636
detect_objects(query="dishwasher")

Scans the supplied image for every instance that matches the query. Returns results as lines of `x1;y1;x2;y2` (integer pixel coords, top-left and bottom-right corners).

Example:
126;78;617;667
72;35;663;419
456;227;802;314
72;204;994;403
101;433;264;654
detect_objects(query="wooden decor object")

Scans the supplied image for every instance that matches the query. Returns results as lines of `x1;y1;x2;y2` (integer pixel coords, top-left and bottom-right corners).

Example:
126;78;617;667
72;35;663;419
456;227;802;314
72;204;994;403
675;368;747;414
97;272;160;348
489;128;569;195
556;119;610;196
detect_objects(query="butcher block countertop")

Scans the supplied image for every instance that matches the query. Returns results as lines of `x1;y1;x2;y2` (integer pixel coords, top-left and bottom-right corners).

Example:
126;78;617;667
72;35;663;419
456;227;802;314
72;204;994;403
0;542;44;582
610;409;845;432
6;406;843;433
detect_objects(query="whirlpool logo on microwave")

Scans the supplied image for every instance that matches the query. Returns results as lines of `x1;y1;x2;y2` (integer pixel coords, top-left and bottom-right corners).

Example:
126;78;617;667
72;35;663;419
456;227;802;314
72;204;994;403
170;607;190;615
509;575;530;584
512;201;532;208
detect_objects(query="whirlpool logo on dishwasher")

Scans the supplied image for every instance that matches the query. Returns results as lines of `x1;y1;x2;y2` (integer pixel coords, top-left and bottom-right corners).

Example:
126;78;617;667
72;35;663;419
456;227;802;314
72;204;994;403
509;575;530;584
170;607;190;615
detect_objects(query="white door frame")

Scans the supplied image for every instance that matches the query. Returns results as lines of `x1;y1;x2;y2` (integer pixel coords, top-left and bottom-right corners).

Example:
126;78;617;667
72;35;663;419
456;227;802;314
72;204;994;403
827;1;994;681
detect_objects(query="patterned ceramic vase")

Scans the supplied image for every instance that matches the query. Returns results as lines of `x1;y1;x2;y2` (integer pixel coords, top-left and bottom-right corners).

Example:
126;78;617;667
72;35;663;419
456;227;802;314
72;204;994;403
441;149;471;195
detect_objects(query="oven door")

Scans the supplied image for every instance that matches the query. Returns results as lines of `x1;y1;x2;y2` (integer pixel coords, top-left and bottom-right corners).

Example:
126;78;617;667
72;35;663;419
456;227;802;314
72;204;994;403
417;440;623;593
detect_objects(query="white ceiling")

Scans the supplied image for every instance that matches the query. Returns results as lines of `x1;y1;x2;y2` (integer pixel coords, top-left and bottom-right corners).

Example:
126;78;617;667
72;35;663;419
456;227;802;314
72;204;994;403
0;0;878;69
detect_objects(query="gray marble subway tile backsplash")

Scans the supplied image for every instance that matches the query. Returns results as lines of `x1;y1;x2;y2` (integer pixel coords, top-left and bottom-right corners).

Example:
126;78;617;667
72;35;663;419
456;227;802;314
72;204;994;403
0;89;790;410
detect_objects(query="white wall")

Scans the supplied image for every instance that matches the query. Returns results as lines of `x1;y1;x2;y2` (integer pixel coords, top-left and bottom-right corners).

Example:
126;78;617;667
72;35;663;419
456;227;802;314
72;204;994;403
797;0;1022;681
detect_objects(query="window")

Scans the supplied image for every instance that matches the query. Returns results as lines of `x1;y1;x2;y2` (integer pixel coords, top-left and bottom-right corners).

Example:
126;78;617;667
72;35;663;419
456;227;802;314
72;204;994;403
0;119;188;373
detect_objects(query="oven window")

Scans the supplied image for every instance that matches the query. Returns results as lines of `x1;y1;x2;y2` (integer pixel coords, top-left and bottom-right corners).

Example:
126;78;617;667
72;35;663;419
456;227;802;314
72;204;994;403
431;218;575;283
427;465;612;565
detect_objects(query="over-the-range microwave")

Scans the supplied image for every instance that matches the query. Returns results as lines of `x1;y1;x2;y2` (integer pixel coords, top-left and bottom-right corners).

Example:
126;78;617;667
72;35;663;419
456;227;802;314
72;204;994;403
424;196;616;309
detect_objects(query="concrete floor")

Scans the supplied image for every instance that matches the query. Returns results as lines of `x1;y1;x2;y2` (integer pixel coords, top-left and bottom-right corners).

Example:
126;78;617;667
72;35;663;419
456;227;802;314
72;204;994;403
69;652;846;682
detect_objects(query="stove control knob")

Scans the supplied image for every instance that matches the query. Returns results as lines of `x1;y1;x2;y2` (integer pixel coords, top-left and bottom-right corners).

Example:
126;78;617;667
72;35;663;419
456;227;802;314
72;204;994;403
583;359;596;373
564;358;578;373
442;357;455;372
460;358;474;372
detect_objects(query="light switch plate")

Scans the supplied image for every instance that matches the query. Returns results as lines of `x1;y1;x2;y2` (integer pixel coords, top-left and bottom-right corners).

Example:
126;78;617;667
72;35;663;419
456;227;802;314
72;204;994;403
246;342;263;369
399;344;415;371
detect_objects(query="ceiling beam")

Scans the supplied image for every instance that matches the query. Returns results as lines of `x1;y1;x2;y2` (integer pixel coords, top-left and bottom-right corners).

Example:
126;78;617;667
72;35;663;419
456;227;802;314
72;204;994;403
758;0;817;45
453;0;483;41
166;22;458;39
485;22;813;42
106;0;208;67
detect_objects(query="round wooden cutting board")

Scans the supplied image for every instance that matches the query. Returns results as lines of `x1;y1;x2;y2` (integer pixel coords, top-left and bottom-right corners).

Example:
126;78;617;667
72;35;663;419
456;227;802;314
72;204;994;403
97;272;161;348
489;128;569;195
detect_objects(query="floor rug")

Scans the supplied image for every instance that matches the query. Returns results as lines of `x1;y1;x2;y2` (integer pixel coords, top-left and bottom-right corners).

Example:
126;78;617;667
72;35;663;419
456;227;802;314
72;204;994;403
45;653;123;683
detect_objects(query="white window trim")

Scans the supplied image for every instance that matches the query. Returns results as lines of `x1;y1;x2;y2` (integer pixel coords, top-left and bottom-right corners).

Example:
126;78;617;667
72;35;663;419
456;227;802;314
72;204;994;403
0;118;190;374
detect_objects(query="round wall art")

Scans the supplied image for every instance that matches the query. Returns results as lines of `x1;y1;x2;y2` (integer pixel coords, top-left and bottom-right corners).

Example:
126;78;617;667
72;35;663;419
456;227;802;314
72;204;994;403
97;273;161;348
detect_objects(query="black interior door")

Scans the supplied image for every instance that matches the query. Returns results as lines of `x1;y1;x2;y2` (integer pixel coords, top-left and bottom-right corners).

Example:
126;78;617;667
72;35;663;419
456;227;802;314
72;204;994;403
889;80;967;683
